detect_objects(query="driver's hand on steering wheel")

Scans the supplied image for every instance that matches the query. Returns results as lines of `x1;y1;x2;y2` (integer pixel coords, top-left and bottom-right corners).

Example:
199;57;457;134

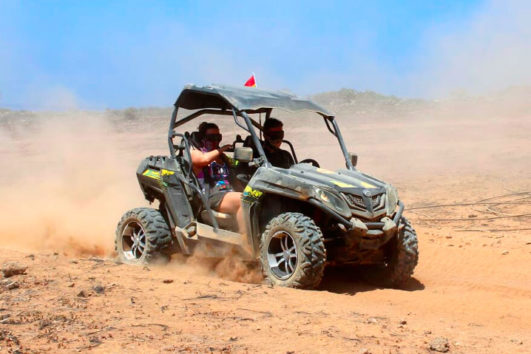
218;144;232;153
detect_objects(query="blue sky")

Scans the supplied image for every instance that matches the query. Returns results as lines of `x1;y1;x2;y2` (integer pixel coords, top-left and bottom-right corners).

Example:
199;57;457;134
1;0;529;109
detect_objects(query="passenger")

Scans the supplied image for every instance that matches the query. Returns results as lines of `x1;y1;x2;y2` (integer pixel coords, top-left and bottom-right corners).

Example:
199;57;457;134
190;122;244;231
263;118;295;169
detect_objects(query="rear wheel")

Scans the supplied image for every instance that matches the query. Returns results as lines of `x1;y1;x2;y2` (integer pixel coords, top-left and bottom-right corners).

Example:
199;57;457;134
260;212;326;289
386;217;419;287
115;208;172;264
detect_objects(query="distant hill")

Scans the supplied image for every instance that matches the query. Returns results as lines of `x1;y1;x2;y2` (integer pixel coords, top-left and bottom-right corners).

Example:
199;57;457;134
1;86;530;128
310;88;430;118
312;88;401;107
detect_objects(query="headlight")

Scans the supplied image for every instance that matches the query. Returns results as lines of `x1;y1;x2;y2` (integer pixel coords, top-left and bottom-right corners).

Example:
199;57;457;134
386;185;398;215
314;188;351;218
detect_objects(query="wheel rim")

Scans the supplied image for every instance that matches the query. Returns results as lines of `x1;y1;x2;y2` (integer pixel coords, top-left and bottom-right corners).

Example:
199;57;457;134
121;221;146;261
267;230;297;280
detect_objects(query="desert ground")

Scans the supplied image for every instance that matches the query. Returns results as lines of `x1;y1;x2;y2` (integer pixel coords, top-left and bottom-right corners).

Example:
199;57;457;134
0;90;530;353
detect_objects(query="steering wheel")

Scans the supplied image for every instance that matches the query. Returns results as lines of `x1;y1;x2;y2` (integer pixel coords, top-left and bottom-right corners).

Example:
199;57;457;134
299;158;320;168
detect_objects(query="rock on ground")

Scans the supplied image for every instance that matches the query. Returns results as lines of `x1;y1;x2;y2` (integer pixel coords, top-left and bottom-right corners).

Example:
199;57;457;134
429;337;450;352
1;262;27;278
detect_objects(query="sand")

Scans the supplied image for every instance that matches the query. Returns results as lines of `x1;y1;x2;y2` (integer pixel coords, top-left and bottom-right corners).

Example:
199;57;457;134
0;95;529;352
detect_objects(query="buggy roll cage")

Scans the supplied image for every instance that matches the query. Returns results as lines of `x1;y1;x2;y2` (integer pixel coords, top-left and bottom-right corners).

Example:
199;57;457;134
165;85;354;230
167;84;354;170
168;107;353;168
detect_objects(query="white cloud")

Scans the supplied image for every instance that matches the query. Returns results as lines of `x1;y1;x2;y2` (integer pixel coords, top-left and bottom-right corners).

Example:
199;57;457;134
409;0;531;97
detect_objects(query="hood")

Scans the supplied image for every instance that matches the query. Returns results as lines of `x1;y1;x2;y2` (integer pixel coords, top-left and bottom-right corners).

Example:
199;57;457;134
249;164;397;219
284;164;395;218
286;164;388;195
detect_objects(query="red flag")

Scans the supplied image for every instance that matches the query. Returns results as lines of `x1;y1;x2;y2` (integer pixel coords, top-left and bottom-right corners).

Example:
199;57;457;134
244;74;256;87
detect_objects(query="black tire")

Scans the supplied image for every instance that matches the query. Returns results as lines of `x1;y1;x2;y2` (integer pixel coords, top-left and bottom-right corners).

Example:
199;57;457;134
260;212;326;289
386;217;419;287
115;207;173;264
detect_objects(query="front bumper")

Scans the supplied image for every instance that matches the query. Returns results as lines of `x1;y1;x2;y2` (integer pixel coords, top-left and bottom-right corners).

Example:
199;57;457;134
347;200;404;249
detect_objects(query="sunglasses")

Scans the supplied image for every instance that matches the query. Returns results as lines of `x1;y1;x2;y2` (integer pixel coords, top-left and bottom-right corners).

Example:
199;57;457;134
205;133;222;142
265;130;284;141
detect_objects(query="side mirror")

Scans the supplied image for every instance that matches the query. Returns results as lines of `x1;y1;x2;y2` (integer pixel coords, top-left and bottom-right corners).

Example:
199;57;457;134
348;152;358;167
234;147;253;163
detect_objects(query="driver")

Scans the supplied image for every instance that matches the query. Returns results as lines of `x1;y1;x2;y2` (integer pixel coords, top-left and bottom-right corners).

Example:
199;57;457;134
262;118;295;169
190;122;244;231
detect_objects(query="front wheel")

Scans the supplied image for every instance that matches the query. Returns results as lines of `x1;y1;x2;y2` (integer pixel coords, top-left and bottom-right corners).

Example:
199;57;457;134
260;212;326;289
385;217;419;287
115;208;173;264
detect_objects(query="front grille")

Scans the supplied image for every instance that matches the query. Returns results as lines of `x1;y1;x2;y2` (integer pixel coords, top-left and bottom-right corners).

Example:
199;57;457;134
372;194;385;212
343;193;386;212
343;194;365;210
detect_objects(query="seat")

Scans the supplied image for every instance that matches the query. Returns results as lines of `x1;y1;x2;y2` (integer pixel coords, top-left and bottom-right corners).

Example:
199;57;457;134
199;209;237;231
189;131;203;149
243;135;262;158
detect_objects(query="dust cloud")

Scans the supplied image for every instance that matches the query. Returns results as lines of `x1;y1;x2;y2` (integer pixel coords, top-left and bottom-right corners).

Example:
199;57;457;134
0;105;263;287
0;109;164;256
166;241;263;284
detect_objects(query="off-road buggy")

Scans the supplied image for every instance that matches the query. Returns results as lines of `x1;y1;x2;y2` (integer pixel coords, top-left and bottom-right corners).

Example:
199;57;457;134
115;84;418;289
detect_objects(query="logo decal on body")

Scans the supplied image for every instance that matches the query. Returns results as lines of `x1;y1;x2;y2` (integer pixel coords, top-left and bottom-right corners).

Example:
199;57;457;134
243;185;263;199
142;169;161;180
